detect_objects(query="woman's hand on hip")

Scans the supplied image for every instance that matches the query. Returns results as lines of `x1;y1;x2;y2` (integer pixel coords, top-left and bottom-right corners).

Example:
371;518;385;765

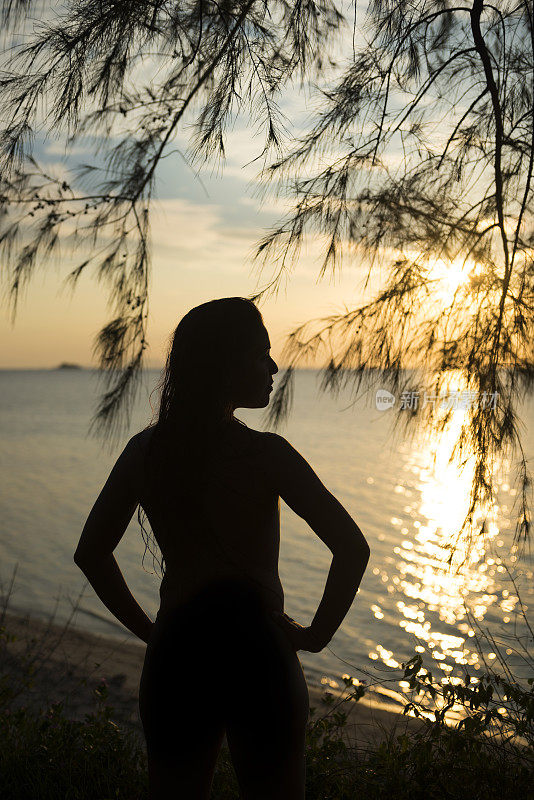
270;611;324;653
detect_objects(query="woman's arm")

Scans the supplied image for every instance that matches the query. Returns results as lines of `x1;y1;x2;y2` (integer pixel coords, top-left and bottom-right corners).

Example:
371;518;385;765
75;554;154;645
74;435;154;645
263;433;370;651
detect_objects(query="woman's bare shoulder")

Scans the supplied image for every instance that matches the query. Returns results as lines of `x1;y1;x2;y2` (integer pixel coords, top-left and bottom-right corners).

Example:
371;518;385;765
250;431;331;494
240;426;280;446
244;425;285;443
244;428;295;466
129;425;155;454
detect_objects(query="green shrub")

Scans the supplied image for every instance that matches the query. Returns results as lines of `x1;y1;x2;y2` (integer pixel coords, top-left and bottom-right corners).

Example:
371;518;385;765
0;651;532;800
0;682;148;800
1;565;532;800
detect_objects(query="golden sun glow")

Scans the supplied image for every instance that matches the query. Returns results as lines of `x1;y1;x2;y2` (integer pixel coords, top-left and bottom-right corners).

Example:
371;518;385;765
368;373;513;724
426;258;472;307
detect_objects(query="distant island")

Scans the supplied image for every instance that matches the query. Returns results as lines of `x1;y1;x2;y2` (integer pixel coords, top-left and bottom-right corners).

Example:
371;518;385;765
54;362;82;370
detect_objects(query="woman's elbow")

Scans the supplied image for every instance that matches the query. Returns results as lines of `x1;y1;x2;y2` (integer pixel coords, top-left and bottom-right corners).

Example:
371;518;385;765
335;533;370;562
358;539;371;563
351;531;370;563
73;552;87;571
73;548;98;570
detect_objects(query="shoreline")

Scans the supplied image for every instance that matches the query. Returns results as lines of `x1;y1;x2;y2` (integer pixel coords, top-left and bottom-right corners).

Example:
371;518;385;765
0;608;430;750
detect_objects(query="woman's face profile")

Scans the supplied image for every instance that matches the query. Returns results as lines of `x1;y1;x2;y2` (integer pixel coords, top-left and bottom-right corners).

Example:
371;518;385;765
229;323;278;411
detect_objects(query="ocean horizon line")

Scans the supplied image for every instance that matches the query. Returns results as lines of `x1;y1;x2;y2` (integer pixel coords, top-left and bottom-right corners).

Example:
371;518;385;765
0;364;422;372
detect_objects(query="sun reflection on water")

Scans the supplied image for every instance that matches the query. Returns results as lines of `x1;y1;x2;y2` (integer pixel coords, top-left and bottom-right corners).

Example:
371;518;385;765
368;381;514;687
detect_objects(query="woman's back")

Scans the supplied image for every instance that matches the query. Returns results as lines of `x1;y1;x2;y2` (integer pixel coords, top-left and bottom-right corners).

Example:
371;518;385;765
74;297;369;799
136;421;285;618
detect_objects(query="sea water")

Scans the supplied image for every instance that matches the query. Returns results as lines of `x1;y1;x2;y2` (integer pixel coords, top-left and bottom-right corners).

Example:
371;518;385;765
1;368;533;706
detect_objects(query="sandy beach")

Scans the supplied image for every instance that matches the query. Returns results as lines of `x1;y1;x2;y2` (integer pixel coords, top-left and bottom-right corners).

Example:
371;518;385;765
0;607;429;754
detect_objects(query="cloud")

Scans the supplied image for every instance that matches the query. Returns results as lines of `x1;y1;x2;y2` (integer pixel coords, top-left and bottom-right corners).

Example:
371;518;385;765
149;197;262;276
43;141;94;158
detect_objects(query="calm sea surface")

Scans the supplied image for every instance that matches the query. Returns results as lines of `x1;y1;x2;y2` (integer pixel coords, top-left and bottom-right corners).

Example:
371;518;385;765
1;368;533;709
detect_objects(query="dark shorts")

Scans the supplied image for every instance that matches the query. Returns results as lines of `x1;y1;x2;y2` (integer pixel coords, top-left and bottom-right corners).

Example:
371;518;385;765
138;577;309;793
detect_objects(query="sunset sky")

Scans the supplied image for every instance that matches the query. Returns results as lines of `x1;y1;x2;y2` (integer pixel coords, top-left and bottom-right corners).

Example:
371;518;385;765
0;130;371;369
0;6;371;370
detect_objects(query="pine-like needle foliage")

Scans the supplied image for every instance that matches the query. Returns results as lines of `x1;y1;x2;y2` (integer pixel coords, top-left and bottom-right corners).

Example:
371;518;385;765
253;0;533;557
0;1;532;555
0;0;343;446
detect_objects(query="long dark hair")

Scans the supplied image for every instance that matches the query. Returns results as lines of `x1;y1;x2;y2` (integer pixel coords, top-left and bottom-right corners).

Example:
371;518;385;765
137;297;264;578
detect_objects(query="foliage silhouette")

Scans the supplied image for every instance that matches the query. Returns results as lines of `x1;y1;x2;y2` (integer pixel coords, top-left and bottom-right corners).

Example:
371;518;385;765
253;0;534;556
0;0;532;554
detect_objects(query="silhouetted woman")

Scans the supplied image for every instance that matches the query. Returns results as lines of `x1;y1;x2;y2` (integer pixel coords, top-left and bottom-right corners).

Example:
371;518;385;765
74;297;370;799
